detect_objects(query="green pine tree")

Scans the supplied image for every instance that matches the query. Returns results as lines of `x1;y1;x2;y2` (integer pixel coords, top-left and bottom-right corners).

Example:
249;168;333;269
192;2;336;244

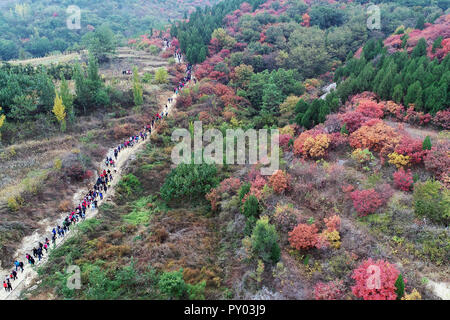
395;274;405;300
422;136;432;150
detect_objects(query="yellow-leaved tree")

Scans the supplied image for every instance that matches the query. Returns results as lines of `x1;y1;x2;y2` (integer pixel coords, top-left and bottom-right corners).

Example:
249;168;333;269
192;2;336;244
53;92;66;132
0;107;6;141
154;67;168;84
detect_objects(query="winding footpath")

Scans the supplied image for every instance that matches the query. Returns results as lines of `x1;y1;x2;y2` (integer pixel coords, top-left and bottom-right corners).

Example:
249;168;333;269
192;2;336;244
0;58;190;300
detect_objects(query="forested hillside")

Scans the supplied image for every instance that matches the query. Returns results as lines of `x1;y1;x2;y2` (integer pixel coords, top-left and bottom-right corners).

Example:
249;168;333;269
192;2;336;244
0;0;221;60
0;0;449;302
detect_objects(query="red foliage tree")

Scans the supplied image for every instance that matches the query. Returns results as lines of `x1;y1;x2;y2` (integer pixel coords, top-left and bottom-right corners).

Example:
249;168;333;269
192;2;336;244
393;168;414;191
351;259;400;300
350;189;384;216
340;111;370;133
356;99;385;118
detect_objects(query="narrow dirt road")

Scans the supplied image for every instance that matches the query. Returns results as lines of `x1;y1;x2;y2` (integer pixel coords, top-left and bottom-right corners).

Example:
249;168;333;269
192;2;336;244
0;71;186;300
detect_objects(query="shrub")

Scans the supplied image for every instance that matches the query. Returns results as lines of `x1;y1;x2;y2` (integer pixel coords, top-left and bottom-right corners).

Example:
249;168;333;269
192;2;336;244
158;269;186;299
186;280;206;300
238;182;251;202
117;174;142;198
432;111;450;130
356;99;384;118
395;136;426;164
351;148;374;164
279;134;293;150
288;223;319;250
388;152;411;168
205;188;219;211
250;216;281;264
273;203;300;233
351;259;401;300
268;170;290;194
424;142;450;178
314;280;345;300
340;111;370;133
350;189;383;216
422;136;432;150
324;215;341;232
320;230;341;249
349;122;400;156
393;168;413;191
401;289;422;300
242;195;260;219
160;164;219;202
7;196;23;211
302;134;331;159
65;163;86;182
413;179;449;224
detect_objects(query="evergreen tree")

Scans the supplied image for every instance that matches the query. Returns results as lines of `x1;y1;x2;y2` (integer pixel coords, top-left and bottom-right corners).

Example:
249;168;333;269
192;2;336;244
412;38;427;58
392;84;404;104
422;136;432;151
250;216;281;264
415;16;425;30
262;82;283;116
318;100;330;123
405;81;423;110
294;99;310;125
395;274;405;300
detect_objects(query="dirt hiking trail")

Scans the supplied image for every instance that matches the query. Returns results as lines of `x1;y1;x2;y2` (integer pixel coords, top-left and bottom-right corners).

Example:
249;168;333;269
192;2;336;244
0;69;187;300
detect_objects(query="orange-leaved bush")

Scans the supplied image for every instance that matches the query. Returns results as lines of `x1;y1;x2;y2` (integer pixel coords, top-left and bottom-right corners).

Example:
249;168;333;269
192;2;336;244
302;134;331;159
351;258;401;300
288;223;319;250
349;121;401;157
269;170;290;194
324;215;341;232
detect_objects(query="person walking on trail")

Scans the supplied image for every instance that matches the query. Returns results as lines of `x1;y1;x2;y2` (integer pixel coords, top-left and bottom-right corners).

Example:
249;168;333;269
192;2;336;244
3;281;7;292
7;279;12;291
14;260;20;272
19;261;24;272
11;270;17;281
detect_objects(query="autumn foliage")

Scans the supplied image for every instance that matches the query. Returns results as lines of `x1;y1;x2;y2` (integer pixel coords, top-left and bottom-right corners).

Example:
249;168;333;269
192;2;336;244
351;259;401;300
393;168;414;191
350;189;384;216
349;121;400;157
288;223;319;250
314;280;345;300
269;170;290;194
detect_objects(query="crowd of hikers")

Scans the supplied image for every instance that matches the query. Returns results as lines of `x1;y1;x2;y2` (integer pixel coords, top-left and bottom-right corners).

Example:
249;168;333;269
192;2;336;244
2;58;193;295
174;63;194;95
